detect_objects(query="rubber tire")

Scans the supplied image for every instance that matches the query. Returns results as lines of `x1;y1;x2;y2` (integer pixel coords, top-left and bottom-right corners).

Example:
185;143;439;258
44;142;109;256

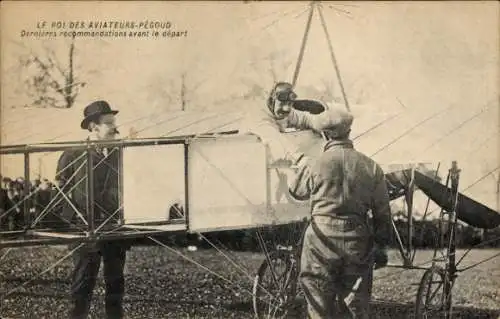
252;249;298;319
415;265;450;319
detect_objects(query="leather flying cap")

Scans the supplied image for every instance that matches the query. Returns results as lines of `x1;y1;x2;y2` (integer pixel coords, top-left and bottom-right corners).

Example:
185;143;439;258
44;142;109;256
80;100;119;130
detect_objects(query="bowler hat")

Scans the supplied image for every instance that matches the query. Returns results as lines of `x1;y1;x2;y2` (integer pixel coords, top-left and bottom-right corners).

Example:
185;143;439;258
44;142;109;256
80;100;118;130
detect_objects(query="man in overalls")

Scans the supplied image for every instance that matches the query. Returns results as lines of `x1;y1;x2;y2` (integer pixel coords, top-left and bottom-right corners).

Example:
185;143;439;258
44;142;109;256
279;97;392;318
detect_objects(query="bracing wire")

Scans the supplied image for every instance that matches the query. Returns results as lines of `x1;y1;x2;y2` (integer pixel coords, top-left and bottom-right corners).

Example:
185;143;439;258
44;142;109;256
226;5;310;82
3;110;68;138
0;248;13;263
197;233;262;288
2;162;280;308
369;103;498;277
317;4;350;111
3;6;290;152
145;235;277;302
326;5;354;20
331;3;360;8
234;5;309;45
0;147;119;229
398;101;496;168
90;224;279;304
370;103;456;157
3;1;351;164
418;104;492;154
159;113;224;138
420;165;500;221
115;205;278;300
0;111;248;233
462;166;499;192
258;5;309;35
0;151;87;222
352;109;405;141
455;236;500;270
373;254;439;282
0;243;85;300
130;112;190;136
204;116;244;134
2;110;191;178
457;250;500;272
245;5;299;23
2;2;498;288
462;133;497;162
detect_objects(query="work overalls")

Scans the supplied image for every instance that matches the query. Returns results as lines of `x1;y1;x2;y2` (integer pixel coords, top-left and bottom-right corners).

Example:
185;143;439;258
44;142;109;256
289;140;392;319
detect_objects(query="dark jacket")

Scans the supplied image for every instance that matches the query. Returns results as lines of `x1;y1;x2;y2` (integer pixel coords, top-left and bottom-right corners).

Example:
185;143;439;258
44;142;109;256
288;139;392;247
0;189;11;227
55;146;121;230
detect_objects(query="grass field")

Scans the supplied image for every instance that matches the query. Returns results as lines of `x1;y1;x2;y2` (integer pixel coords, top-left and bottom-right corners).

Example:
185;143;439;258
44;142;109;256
1;245;499;318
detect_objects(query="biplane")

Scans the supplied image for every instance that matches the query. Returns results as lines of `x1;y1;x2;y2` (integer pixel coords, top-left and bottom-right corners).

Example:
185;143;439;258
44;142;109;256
1;2;499;319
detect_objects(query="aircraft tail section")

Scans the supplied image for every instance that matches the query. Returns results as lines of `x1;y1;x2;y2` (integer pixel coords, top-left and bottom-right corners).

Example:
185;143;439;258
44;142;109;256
414;171;500;229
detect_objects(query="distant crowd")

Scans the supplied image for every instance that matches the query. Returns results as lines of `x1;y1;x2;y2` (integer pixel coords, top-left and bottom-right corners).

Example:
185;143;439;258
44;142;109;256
1;176;498;248
0;176;55;231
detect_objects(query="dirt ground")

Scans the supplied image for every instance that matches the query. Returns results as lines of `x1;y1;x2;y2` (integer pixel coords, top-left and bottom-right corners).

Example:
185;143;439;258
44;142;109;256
1;245;499;318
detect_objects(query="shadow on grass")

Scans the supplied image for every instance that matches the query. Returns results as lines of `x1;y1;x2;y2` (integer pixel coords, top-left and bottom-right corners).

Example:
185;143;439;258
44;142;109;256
2;292;499;319
369;300;500;319
224;299;500;319
0;276;70;285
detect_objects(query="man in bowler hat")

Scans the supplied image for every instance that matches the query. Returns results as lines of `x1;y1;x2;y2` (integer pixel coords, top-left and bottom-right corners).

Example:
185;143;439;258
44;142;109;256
55;100;128;319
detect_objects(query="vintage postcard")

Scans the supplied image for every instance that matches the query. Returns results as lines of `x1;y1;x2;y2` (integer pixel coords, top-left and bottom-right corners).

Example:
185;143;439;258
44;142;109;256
1;1;499;318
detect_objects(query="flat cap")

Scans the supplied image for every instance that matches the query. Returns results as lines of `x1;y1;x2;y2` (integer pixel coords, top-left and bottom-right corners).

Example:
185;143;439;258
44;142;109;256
312;106;354;137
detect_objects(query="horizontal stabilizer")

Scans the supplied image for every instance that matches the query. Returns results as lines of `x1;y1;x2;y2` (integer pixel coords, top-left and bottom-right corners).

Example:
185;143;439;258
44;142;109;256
414;171;500;229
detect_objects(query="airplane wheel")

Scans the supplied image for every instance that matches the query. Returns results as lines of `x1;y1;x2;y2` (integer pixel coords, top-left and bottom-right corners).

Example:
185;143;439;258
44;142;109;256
415;265;452;319
252;249;299;319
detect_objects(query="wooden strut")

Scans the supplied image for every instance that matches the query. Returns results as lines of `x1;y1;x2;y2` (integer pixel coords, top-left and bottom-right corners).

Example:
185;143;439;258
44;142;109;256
317;3;350;111
0;130;240;155
291;1;351;112
0;132;257;248
445;161;460;319
291;1;315;88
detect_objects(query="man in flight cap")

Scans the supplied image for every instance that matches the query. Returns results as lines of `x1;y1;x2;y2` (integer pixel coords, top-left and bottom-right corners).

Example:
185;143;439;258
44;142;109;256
239;81;302;164
56;100;128;319
262;82;391;318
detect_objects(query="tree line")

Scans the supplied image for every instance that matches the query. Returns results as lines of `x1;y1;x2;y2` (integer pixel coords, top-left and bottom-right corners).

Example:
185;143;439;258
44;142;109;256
132;217;500;251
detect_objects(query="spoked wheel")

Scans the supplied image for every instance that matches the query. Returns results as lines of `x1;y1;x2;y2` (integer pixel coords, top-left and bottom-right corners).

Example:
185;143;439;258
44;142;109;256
252;248;299;319
415;265;453;319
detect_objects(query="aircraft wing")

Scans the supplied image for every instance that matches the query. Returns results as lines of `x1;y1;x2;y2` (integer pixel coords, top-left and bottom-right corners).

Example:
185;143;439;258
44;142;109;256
413;170;500;229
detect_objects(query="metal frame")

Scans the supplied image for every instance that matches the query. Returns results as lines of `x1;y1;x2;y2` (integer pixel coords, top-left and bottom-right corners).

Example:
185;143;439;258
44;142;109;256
1;130;285;249
385;163;461;272
2;135;498;319
183;140;190;232
0;135;471;266
251;161;478;319
0;133;229;249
